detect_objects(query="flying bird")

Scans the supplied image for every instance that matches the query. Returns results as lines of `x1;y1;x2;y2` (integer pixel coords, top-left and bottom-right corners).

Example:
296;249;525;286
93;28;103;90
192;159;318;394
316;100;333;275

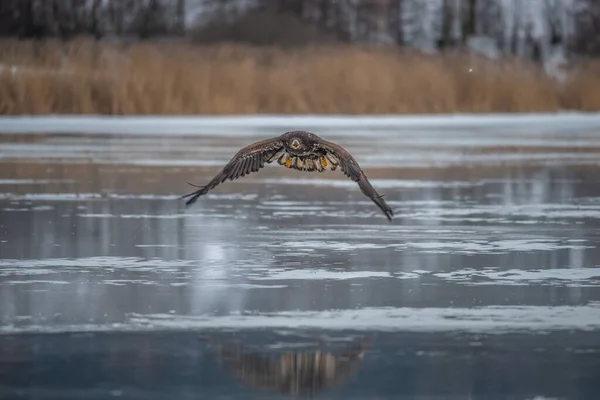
181;131;393;220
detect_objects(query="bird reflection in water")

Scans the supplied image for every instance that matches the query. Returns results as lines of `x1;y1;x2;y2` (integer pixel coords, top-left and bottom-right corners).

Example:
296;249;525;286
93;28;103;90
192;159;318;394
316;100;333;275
208;333;374;397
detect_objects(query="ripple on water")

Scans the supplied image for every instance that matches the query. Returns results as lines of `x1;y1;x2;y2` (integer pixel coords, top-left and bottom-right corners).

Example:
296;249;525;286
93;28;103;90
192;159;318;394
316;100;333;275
2;256;599;289
432;267;600;286
254;235;590;254
265;241;393;251
250;268;392;281
3;304;600;335
251;178;477;189
404;238;592;254
0;257;198;276
405;203;600;220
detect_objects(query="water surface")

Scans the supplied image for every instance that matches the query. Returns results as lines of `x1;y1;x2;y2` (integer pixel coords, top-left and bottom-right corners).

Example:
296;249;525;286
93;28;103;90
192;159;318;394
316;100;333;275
1;122;600;399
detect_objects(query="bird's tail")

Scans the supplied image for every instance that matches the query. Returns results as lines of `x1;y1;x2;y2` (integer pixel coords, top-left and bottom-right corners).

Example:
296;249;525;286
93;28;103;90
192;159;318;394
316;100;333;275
180;182;209;206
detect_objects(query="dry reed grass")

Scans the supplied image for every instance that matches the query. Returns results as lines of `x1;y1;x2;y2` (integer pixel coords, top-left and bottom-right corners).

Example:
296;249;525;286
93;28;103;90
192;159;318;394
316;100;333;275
1;38;600;115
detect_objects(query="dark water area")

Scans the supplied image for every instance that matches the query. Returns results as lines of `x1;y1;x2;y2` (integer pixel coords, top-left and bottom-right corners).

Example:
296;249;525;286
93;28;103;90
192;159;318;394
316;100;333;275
1;122;600;399
1;330;599;400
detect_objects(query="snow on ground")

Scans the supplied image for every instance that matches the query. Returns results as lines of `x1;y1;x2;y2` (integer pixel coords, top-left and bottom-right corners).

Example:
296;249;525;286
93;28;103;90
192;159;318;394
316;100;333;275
1;113;600;136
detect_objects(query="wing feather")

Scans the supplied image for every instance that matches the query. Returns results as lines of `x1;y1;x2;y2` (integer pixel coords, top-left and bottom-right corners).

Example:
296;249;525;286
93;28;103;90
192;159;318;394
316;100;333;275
317;140;394;221
230;160;241;179
181;137;284;206
240;158;250;177
253;156;262;172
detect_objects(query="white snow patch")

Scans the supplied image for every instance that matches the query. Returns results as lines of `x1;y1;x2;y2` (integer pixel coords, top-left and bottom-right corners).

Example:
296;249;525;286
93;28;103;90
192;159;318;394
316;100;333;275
467;36;500;59
253;268;392;281
1;113;600;135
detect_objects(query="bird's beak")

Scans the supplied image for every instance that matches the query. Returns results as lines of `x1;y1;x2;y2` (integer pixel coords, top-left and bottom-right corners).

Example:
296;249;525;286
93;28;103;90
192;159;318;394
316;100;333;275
291;139;301;149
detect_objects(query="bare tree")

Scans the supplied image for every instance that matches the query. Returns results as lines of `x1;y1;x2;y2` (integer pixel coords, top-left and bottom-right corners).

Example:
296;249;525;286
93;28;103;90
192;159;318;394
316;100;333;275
571;0;600;58
388;0;404;45
440;0;461;48
462;0;477;39
0;0;590;63
0;0;186;39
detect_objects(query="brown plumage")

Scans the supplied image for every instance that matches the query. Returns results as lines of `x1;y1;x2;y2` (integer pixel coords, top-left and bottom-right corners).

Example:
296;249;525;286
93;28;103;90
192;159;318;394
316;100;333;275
181;130;394;221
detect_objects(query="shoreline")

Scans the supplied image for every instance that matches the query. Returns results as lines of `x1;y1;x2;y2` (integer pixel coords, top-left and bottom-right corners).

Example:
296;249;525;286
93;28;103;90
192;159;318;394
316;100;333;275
2;112;600;135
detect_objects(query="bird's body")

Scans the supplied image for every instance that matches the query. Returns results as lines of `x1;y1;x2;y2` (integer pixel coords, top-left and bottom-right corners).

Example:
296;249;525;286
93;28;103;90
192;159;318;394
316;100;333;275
181;131;394;220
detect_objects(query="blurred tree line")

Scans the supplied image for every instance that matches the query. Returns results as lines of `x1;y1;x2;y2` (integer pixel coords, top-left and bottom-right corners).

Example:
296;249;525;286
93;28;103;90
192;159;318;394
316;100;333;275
0;0;599;60
0;0;186;38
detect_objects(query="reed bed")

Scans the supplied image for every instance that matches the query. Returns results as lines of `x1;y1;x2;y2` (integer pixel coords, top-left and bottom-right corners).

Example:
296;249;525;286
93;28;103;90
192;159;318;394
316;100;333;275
1;38;599;115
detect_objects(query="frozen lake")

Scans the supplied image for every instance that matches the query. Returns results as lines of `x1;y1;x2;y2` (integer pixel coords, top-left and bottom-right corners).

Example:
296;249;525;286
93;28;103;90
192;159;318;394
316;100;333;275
1;115;600;399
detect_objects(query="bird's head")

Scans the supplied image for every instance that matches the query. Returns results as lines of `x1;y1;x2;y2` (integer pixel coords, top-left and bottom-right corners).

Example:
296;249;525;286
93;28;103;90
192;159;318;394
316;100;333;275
290;138;302;150
283;131;318;155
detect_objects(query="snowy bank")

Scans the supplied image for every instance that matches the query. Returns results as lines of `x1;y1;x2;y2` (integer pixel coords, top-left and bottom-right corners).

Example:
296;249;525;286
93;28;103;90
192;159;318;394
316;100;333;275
1;113;600;136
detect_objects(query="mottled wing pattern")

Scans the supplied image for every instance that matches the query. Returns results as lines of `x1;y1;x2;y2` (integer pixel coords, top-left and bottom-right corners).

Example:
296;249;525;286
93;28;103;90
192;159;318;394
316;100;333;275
276;152;338;172
317;140;394;221
181;137;285;206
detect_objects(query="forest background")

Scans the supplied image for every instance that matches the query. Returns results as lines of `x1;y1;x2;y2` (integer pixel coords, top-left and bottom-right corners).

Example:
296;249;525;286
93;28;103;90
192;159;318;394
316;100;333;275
1;0;599;115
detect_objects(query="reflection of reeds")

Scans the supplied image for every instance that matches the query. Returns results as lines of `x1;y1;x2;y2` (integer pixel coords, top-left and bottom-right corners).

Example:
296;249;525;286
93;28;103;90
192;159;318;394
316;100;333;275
210;334;373;396
1;38;600;115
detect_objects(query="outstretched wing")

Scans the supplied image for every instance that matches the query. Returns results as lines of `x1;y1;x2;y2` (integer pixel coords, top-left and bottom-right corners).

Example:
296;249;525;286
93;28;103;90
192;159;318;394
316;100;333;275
181;137;285;206
317;140;394;221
